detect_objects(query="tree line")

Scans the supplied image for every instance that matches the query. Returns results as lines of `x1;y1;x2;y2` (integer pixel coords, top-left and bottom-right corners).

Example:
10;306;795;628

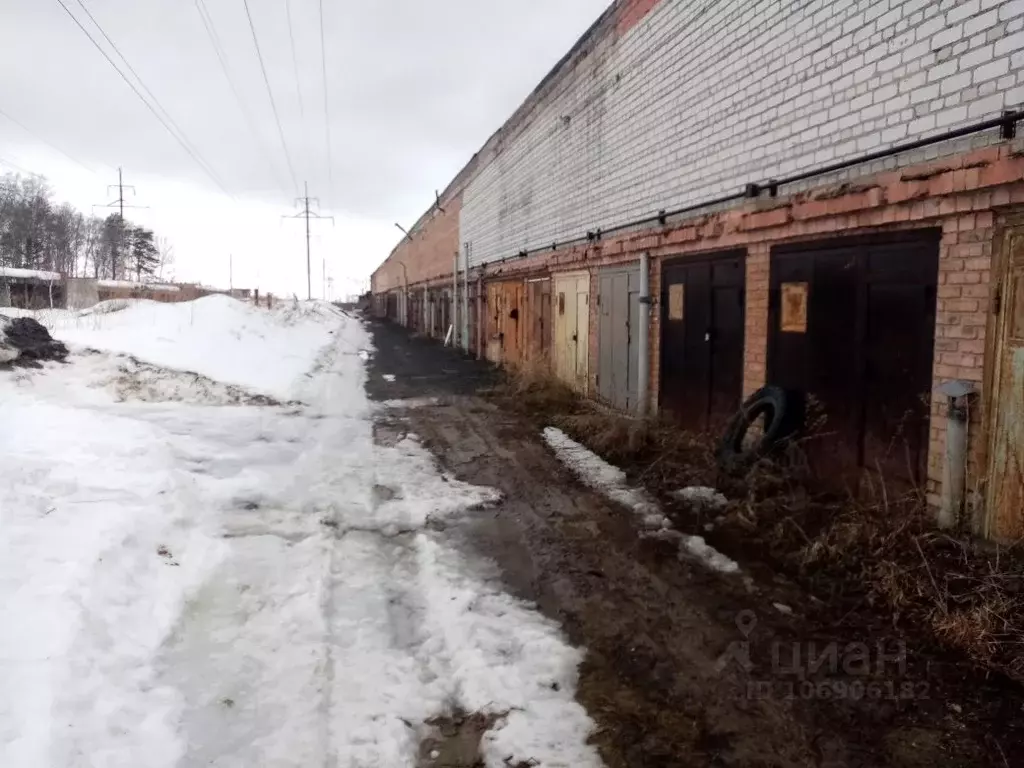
0;173;173;281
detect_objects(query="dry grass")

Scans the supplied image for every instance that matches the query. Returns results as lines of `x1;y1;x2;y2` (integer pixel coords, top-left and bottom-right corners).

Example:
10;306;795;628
489;363;1024;686
746;484;1024;686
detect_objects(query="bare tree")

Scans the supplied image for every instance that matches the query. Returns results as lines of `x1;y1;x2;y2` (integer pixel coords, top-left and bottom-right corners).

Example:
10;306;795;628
156;235;175;281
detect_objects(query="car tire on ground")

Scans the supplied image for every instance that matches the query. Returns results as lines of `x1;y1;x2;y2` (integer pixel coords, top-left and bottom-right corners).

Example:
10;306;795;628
716;385;805;474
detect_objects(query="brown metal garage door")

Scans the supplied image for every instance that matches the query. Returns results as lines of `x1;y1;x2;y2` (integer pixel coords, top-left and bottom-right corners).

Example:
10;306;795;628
768;231;940;488
659;251;746;432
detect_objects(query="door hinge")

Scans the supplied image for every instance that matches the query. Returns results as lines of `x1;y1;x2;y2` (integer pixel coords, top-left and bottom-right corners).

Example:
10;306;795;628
596;294;601;307
994;283;1002;315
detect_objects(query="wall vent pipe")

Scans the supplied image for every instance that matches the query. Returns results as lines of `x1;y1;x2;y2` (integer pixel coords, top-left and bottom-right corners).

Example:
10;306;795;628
637;251;651;418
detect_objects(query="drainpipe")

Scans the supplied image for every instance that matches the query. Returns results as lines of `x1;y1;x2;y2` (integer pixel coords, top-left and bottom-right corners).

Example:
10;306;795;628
936;380;976;529
476;274;484;360
462;242;471;352
452;253;459;347
637;251;651;418
396;261;409;326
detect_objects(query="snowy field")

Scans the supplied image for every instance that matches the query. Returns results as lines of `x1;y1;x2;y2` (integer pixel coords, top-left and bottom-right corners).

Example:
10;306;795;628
0;297;600;767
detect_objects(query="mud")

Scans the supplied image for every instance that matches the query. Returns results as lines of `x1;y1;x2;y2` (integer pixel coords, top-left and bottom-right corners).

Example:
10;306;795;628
363;317;1023;767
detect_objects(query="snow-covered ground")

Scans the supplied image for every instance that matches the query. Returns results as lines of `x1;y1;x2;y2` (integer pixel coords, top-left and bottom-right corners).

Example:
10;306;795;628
0;298;601;767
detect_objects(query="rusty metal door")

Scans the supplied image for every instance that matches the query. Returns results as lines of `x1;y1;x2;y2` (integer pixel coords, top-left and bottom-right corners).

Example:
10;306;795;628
986;222;1024;539
524;278;552;367
553;271;589;391
485;280;524;365
769;232;940;487
598;266;641;410
659;252;746;432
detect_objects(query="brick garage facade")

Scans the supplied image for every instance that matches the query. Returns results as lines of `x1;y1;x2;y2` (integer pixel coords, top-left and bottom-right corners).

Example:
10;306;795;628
459;0;1024;267
370;0;1024;536
371;194;463;296
461;143;1024;532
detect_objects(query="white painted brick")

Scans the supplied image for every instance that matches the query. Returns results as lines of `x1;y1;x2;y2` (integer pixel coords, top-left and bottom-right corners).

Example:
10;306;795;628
974;56;1011;81
947;0;981;23
967;91;1006;116
909;113;938;133
961;43;995;67
456;0;1020;265
941;70;972;94
878;52;902;70
936;105;969;127
994;29;1024;55
999;0;1024;20
964;8;999;34
931;24;964;48
915;13;947;40
882;124;909;142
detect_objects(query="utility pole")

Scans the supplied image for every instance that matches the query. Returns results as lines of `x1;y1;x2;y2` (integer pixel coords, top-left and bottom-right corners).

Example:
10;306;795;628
94;167;148;219
229;253;233;292
283;181;333;300
93;167;148;281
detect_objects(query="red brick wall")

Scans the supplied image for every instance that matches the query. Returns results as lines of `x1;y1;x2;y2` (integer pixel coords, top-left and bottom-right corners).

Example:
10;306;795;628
475;143;1024;531
616;0;661;35
372;195;463;294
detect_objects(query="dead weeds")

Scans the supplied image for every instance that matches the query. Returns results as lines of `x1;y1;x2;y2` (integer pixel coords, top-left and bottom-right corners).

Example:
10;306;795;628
491;367;1024;691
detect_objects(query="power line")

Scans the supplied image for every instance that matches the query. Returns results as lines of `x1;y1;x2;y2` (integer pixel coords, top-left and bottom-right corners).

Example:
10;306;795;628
0;107;96;174
71;0;229;194
53;0;232;196
286;0;310;178
318;0;333;204
71;0;222;187
241;0;299;195
193;0;289;194
286;0;305;121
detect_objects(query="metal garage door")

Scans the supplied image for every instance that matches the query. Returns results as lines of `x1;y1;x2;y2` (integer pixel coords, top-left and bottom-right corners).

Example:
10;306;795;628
768;231;940;487
598;265;641;411
553;271;590;391
524;277;552;366
659;252;746;432
485;280;524;365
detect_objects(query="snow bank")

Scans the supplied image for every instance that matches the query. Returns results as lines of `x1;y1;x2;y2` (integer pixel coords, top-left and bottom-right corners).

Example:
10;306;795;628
543;426;740;575
0;267;60;281
48;295;337;401
0;389;225;767
97;279;180;292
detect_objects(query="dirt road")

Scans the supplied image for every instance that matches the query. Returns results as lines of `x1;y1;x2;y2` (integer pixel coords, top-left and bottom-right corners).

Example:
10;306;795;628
365;318;1023;768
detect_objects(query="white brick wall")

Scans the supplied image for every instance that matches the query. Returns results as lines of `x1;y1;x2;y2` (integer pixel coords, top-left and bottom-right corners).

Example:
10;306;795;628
461;0;1024;266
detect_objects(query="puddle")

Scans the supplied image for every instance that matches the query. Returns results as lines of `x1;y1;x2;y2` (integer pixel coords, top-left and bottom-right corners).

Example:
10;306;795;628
372;420;408;447
417;711;500;768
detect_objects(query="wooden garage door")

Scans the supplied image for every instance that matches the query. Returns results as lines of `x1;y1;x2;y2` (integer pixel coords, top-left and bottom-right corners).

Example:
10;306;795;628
659;252;746;432
769;231;940;487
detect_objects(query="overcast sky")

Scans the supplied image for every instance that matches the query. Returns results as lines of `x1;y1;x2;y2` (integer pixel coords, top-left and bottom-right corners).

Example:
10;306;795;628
0;0;609;298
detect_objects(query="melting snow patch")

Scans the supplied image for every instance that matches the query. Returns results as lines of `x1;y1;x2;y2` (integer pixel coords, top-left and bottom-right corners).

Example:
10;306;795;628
377;396;440;410
543;427;740;575
670;486;728;511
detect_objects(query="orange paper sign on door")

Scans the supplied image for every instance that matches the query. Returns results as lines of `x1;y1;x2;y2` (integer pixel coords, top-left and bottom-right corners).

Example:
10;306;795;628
781;282;808;333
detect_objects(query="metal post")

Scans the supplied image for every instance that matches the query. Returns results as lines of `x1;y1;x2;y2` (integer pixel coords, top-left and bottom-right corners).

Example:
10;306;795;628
462;242;470;351
476;275;484;360
305;182;312;301
936;381;976;529
452;253;459;347
637;251;651;417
